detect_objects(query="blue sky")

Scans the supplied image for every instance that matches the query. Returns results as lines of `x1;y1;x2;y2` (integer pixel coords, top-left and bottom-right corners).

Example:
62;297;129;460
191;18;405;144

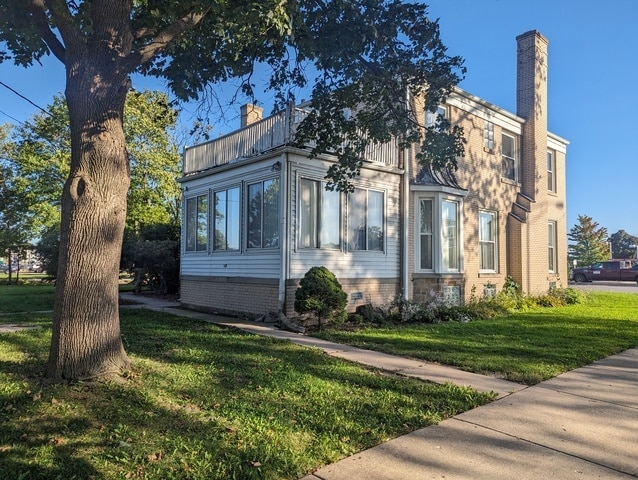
1;0;637;236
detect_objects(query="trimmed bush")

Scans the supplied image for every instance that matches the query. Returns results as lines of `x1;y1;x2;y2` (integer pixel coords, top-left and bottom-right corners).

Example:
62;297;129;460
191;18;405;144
295;266;347;326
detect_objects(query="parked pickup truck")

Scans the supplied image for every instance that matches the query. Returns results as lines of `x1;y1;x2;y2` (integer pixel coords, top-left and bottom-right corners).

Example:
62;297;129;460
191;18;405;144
571;261;638;283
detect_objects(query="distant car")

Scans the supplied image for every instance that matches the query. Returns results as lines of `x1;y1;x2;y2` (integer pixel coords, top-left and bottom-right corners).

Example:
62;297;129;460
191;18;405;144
571;261;638;283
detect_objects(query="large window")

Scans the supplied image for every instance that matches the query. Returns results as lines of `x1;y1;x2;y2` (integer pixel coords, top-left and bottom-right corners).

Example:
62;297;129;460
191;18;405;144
502;133;518;181
547;150;556;192
299;178;340;249
213;187;240;251
348;188;384;251
548;221;557;273
419;199;433;269
185;194;208;252
417;195;463;272
479;211;497;271
247;178;280;249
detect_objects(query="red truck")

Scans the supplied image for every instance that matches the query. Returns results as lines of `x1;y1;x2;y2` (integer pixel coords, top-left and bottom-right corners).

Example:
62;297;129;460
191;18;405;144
571;261;638;283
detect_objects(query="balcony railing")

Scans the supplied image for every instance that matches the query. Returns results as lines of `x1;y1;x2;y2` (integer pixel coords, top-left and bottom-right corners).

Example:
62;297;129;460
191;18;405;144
183;105;399;175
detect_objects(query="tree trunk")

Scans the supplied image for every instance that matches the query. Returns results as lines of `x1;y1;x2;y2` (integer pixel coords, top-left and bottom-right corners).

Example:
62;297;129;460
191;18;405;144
46;58;132;381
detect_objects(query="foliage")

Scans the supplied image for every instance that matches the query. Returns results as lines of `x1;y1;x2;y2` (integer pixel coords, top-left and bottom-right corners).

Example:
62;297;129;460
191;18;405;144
316;291;638;385
0;299;491;479
295;266;348;326
568;214;610;267
129;224;181;295
7;92;181;235
33;224;60;278
609;229;638;259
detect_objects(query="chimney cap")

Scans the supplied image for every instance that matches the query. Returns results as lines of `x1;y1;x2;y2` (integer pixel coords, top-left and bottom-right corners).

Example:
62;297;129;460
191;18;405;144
516;30;548;45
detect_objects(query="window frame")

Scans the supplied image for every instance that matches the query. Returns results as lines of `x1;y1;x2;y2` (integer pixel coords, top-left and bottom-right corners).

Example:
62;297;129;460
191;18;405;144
415;193;464;273
185;192;209;253
548;220;557;273
347;187;385;253
483;120;494;150
213;185;241;252
425;105;447;129
501;132;518;182
479;210;497;272
547;150;556;192
246;177;280;250
298;177;341;250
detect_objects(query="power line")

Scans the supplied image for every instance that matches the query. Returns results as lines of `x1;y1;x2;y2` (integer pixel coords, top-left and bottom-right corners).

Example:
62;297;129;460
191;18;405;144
0;79;54;117
0;109;23;124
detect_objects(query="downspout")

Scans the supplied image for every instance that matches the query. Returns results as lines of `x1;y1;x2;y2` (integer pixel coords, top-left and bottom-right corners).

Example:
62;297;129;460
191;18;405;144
278;152;289;312
402;144;410;299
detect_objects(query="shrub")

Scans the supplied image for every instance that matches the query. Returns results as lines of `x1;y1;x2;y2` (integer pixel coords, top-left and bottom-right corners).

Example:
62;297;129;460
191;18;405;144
294;266;348;326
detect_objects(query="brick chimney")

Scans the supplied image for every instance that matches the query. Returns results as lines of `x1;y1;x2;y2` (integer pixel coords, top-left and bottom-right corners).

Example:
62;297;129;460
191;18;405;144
240;103;263;128
516;30;548;200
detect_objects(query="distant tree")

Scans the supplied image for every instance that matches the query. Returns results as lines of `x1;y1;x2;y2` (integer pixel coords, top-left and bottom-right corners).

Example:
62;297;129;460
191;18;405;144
10;92;181;236
568;215;609;267
609;230;638;260
0;0;465;381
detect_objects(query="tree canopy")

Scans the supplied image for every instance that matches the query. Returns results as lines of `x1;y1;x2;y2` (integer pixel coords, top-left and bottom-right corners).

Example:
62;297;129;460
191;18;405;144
0;0;466;381
568;214;610;267
609;229;638;260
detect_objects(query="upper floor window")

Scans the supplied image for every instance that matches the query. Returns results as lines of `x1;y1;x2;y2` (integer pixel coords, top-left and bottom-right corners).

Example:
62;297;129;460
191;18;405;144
247;178;280;249
348;188;384;252
185;193;208;252
548;221;557;273
502;132;518;181
483;120;494;150
213;187;240;251
425;106;447;129
479;210;497;271
299;178;341;249
547;150;556;192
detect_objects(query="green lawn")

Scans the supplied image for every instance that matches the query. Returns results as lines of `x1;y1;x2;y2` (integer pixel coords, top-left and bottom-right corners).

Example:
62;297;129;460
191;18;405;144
0;286;491;480
314;291;638;385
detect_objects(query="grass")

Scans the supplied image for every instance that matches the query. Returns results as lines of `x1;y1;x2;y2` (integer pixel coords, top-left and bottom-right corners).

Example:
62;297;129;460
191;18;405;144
0;282;56;313
315;291;638;385
0;285;492;480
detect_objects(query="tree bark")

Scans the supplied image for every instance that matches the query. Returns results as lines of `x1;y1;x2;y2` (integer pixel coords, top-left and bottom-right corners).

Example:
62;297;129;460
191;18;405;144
46;50;132;381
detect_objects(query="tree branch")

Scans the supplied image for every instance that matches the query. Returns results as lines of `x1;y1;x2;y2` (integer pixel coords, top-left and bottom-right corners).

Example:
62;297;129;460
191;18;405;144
126;8;210;72
28;0;67;63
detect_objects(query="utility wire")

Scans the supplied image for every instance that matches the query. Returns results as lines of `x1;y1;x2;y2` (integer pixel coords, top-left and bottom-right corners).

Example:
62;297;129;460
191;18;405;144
0;79;54;117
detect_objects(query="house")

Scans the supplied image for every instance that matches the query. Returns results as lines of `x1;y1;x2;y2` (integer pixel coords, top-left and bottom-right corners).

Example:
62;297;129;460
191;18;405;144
179;30;568;318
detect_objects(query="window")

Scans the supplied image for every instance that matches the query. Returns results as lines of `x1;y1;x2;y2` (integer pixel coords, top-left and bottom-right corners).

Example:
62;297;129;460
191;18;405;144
483;120;494;150
247;178;280;249
441;200;459;270
502;133;517;181
425;106;446;128
348;188;384;251
548;221;557;273
185;194;208;252
417;195;463;273
299;178;340;249
479;211;497;271
547;150;556;192
419;199;433;269
213;187;240;251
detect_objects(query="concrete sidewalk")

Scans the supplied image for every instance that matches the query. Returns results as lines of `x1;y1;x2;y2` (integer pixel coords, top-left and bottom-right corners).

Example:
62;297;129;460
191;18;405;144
121;293;638;479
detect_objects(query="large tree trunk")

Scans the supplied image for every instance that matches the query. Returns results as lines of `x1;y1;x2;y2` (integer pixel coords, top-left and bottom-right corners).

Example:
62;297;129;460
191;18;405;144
46;58;132;381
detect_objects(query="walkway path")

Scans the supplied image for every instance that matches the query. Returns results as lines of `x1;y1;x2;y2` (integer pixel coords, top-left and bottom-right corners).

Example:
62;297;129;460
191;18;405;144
121;293;638;479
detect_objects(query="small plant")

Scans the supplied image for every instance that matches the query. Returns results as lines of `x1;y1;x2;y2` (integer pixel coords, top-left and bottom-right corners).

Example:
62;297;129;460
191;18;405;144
294;266;348;326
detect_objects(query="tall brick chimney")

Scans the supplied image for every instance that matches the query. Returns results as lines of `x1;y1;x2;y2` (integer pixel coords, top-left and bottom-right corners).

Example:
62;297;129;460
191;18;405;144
240;103;263;128
516;30;548;200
